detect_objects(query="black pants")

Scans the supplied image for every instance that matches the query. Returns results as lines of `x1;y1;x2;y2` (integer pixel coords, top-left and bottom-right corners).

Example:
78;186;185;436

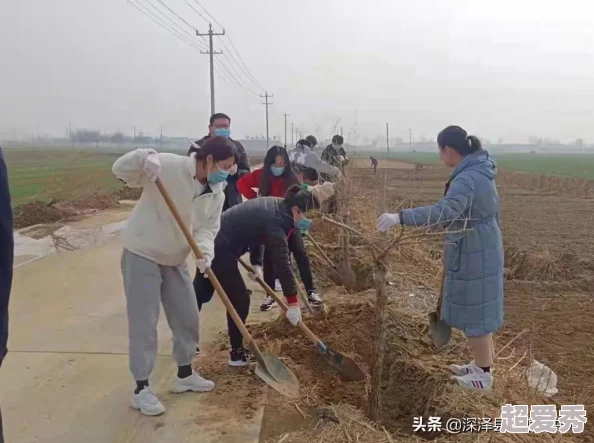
193;247;250;350
263;232;314;293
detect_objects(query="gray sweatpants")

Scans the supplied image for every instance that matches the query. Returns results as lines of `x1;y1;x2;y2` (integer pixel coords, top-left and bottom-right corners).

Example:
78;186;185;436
121;249;199;381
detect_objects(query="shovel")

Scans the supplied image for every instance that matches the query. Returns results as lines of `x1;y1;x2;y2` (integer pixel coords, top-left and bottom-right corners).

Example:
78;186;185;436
155;179;300;399
429;269;452;349
305;233;356;288
238;258;366;382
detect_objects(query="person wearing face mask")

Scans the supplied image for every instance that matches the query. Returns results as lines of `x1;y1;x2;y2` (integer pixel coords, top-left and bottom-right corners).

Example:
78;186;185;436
112;137;236;416
322;135;349;175
377;126;503;392
289;139;340;178
188;112;250;211
236;146;326;309
193;186;332;367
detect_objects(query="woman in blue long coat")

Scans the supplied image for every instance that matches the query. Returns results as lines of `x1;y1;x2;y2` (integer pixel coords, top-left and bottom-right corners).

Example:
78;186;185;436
377;126;504;391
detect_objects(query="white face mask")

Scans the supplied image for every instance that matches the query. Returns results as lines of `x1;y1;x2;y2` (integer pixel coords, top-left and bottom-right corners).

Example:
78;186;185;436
332;143;341;149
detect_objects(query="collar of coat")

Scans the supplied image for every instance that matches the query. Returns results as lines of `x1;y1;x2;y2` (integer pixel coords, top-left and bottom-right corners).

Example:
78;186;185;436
445;150;497;195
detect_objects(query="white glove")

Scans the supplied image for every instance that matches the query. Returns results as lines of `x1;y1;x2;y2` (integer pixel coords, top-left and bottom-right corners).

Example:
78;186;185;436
196;256;212;274
377;213;401;232
331;166;341;177
338;155;345;163
143;153;161;183
286;305;302;326
248;264;263;282
228;164;238;176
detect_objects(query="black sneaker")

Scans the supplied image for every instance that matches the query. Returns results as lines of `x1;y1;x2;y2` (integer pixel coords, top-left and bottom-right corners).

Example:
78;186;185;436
260;296;278;311
228;347;251;367
195;346;200;356
307;290;323;306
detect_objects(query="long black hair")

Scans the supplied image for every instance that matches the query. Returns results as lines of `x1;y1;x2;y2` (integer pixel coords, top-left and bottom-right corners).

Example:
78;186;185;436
259;146;299;197
437;126;482;156
283;185;320;213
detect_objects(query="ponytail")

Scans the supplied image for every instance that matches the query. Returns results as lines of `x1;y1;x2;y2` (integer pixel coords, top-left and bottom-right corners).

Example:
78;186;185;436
467;135;482;153
284;185;320;212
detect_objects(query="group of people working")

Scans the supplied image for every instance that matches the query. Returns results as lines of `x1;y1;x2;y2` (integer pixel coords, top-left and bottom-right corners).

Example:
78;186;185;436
109;116;502;416
112;113;346;416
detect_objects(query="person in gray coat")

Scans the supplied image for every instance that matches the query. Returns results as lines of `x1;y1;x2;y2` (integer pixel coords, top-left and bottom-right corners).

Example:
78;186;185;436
377;125;503;392
289;139;340;178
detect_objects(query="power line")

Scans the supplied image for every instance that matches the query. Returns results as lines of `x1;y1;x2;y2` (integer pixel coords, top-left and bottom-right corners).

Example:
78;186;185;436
215;57;259;98
197;23;225;115
191;0;224;30
154;0;196;31
225;35;265;91
183;0;210;26
218;39;264;92
189;0;265;91
128;0;203;50
140;0;207;49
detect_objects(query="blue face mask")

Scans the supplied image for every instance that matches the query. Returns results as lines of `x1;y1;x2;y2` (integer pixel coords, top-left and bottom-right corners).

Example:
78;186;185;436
295;217;312;231
207;164;230;184
214;127;230;138
270;165;284;177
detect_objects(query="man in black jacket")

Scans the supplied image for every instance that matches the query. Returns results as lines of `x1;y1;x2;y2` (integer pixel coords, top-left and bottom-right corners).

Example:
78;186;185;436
188;113;250;211
0;147;13;443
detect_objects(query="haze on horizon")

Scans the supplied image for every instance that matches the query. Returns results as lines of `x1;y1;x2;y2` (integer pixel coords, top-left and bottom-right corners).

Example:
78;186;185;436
1;0;594;144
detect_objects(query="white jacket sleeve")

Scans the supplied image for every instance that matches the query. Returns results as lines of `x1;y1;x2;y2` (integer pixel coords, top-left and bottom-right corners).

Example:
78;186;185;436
191;189;225;260
112;149;158;188
305;151;339;175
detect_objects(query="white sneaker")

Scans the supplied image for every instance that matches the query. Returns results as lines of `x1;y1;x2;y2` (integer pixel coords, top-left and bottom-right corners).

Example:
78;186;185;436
451;366;493;391
307;290;323;305
260;296;278;311
171;371;215;393
449;360;476;376
274;279;282;292
131;387;166;416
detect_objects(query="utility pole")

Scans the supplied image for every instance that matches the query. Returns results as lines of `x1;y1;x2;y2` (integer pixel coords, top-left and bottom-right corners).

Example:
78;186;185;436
409;128;412;152
133;126;137;149
340;126;343;137
386;123;390;157
260;92;273;148
282;113;290;148
291;122;295;147
197;24;225;116
160;125;163;149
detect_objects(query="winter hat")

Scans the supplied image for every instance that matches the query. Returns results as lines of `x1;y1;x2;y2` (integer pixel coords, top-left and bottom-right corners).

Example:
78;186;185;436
310;182;334;204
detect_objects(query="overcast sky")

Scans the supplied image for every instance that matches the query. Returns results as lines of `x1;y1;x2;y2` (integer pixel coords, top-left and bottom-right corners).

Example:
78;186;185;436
2;0;594;143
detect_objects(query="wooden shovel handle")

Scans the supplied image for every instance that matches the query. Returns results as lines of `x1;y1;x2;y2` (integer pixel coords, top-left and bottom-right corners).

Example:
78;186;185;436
155;179;262;358
436;267;446;313
238;258;322;347
305;232;337;268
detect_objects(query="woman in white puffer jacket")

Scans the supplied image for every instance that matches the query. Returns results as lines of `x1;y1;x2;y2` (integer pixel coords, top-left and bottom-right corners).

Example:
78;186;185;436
112;136;236;416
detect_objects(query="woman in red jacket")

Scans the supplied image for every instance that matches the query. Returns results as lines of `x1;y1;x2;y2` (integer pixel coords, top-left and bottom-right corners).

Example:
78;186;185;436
237;146;323;310
237;145;299;199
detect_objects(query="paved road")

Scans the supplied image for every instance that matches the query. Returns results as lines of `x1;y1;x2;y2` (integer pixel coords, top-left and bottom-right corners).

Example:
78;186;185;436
1;207;271;443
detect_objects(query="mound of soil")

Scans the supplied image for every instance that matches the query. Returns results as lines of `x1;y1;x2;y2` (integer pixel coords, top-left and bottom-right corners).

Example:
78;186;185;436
249;291;574;442
505;246;584;282
12;186;142;229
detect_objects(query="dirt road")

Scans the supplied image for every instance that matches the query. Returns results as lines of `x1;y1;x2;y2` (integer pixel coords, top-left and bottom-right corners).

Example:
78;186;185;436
1;207;272;443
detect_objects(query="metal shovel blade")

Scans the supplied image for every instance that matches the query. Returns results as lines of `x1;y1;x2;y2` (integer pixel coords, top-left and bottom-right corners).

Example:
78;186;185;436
254;351;300;399
320;344;366;381
335;261;356;289
428;311;452;349
328;268;344;286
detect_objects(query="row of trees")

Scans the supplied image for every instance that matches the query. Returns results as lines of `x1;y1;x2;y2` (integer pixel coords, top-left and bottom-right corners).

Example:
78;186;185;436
69;129;157;146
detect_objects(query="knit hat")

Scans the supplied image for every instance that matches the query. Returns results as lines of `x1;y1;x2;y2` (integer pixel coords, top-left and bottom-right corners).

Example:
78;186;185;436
310;182;334;204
